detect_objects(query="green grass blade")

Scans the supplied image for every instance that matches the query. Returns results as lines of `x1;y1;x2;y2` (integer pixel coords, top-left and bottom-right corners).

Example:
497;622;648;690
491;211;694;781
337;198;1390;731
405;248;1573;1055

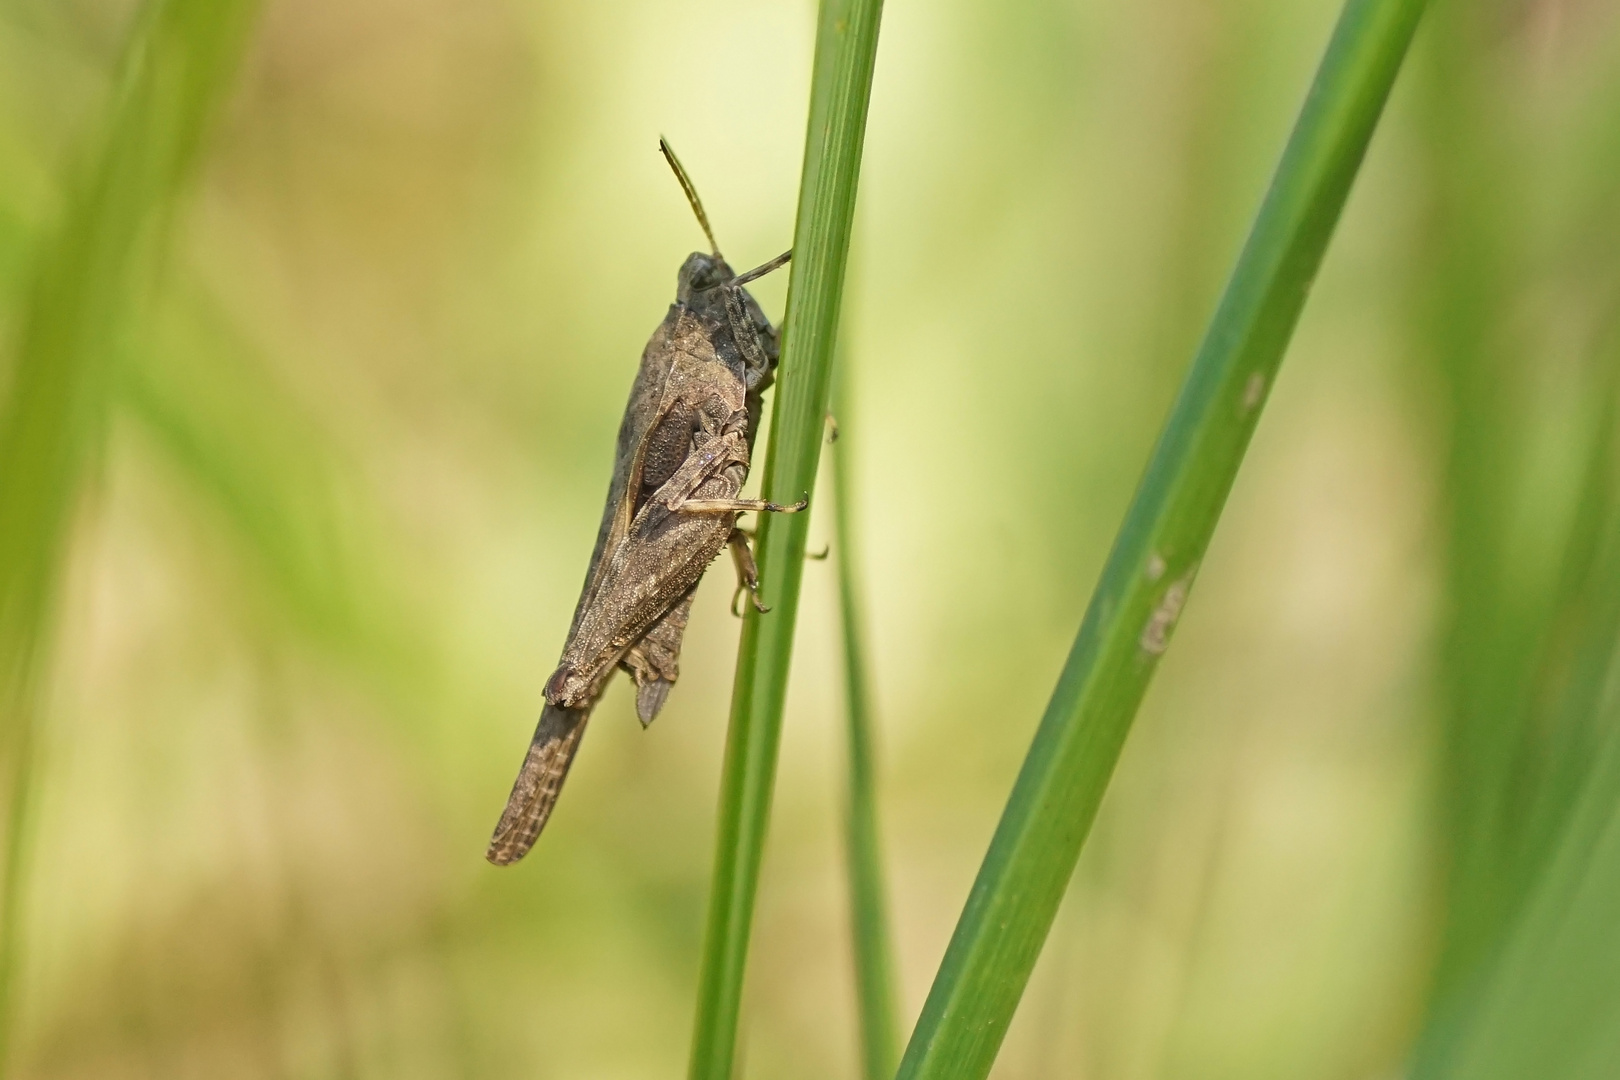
1414;384;1620;1079
891;2;1429;1079
1415;662;1620;1080
1409;131;1620;1073
832;357;902;1080
1407;9;1620;1052
686;0;885;1077
1412;6;1548;1001
0;0;259;1070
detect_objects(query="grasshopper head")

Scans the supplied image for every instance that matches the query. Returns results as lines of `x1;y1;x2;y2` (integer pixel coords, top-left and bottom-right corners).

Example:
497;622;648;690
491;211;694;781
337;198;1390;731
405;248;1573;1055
674;250;779;392
675;251;733;303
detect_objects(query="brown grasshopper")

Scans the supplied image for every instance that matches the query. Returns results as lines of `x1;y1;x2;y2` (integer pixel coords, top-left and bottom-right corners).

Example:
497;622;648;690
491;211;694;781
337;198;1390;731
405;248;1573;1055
486;140;799;866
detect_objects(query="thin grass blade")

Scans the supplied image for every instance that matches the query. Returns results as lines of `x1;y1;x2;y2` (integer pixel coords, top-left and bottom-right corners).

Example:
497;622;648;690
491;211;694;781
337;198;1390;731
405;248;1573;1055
832;355;902;1080
686;0;885;1077
892;2;1429;1078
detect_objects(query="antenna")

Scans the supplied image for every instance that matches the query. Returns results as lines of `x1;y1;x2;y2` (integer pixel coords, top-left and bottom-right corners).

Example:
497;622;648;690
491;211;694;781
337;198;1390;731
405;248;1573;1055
659;137;721;257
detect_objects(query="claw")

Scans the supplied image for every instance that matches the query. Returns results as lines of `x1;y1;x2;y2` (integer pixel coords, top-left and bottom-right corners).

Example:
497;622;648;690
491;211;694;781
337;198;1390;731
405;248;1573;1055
731;583;771;617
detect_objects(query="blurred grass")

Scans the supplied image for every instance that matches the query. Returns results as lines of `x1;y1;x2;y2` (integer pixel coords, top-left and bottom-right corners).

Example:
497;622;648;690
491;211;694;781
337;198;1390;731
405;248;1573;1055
1415;346;1620;1080
1418;0;1545;1005
687;1;884;1077
0;0;258;1070
0;0;1619;1078
1407;1;1620;1075
118;279;431;713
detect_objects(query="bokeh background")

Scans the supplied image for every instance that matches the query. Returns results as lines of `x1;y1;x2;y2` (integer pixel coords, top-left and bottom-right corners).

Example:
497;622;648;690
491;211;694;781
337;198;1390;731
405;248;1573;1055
1;0;1619;1077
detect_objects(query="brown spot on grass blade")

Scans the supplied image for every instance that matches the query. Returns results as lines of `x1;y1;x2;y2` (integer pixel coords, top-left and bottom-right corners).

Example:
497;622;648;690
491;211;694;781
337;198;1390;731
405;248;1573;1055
1140;570;1195;656
1242;371;1267;412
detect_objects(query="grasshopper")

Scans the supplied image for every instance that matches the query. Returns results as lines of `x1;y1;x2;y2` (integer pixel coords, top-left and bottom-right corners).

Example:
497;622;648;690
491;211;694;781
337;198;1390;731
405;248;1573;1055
487;141;799;866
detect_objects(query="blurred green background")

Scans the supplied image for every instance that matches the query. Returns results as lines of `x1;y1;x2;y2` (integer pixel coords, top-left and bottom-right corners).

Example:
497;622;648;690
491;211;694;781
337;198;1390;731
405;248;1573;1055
1;0;1619;1077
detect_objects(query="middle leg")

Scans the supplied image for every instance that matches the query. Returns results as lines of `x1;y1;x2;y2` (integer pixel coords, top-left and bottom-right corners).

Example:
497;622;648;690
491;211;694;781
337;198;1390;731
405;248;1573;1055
728;528;768;615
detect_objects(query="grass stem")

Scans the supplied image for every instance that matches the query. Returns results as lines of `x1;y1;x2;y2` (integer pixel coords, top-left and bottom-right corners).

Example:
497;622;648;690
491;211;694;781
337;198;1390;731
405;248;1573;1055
891;2;1429;1078
832;357;902;1080
686;1;885;1077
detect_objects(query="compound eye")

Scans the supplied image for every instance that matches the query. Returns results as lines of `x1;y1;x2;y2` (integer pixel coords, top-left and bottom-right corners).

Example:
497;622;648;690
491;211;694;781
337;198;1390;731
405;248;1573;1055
678;252;726;294
697;260;729;290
